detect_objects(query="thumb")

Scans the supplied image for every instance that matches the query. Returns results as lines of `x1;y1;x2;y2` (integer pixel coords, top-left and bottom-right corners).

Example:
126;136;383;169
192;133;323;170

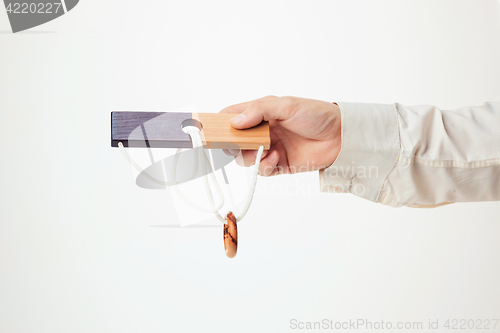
229;98;294;129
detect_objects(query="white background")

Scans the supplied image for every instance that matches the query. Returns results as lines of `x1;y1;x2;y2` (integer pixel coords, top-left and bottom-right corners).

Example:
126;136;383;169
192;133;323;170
1;0;500;332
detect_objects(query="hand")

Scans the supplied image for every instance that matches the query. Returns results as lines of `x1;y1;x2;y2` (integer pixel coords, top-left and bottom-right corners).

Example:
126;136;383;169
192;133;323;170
220;96;341;176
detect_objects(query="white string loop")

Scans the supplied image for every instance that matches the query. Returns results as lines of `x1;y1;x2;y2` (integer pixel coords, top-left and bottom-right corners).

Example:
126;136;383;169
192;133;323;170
118;130;264;224
172;129;225;222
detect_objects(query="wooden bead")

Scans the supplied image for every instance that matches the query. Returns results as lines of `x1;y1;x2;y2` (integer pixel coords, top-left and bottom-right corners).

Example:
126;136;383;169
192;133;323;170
224;212;238;258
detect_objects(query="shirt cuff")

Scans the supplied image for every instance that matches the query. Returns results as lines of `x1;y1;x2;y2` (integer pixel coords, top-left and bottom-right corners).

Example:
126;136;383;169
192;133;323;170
319;102;401;202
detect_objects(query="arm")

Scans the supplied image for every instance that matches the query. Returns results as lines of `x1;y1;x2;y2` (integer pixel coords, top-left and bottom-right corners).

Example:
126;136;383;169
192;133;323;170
221;96;500;207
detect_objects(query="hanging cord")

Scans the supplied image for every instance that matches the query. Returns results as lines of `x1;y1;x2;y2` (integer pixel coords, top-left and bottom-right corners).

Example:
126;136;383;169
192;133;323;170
172;129;226;222
118;130;264;224
118;142;170;186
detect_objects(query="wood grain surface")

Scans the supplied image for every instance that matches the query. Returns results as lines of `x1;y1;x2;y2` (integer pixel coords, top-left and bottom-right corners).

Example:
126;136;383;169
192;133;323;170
111;111;270;150
193;113;270;150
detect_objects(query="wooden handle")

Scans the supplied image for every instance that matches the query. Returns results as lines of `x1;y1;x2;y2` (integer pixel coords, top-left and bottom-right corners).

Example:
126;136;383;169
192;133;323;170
111;111;270;150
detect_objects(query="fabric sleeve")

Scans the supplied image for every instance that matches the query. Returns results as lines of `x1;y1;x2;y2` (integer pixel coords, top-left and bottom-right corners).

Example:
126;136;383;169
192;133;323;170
319;101;500;207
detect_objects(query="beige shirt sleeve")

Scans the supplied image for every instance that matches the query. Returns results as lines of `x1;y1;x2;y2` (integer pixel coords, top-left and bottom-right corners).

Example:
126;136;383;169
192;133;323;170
319;101;500;207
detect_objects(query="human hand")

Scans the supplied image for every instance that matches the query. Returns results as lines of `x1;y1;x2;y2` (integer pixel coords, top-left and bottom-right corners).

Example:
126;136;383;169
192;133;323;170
220;96;341;176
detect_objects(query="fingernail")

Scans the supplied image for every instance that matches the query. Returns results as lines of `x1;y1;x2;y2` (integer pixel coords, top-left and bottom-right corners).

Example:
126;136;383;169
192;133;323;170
230;113;246;124
269;151;278;162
